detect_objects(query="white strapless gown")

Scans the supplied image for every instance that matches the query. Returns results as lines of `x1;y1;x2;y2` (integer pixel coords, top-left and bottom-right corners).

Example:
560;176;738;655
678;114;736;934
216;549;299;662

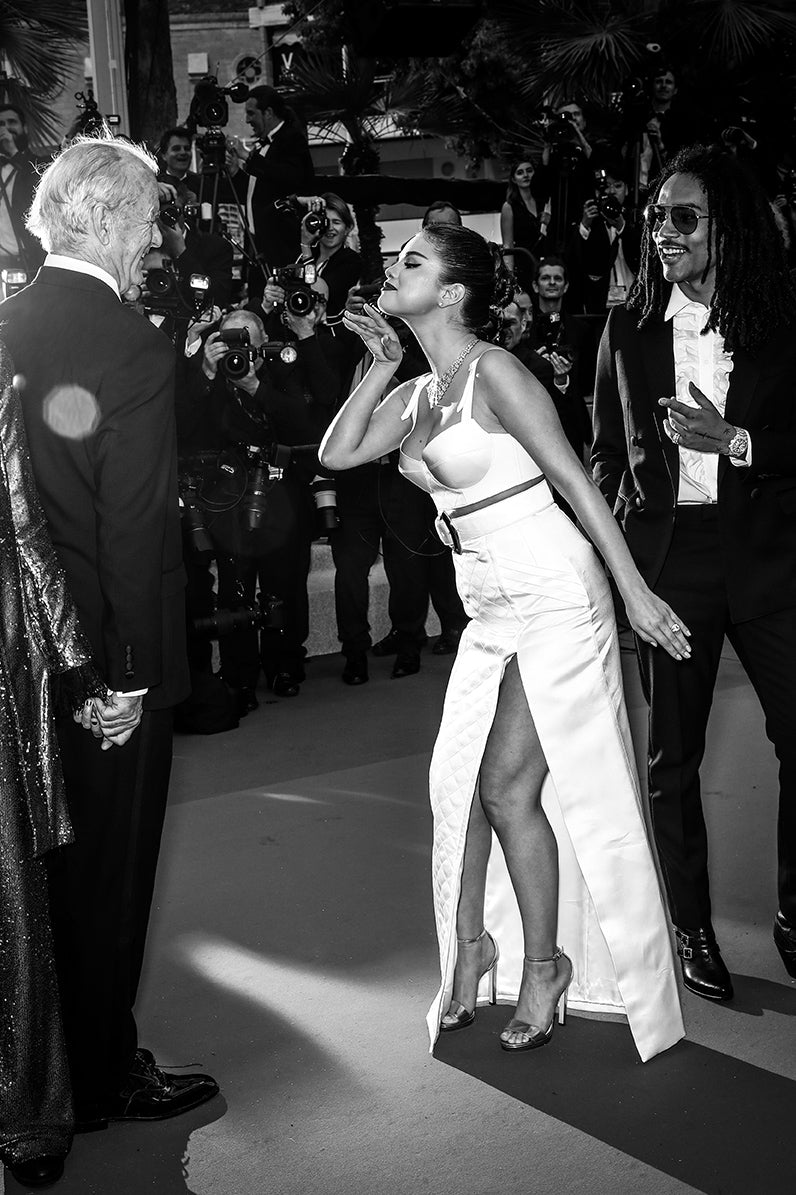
399;355;684;1063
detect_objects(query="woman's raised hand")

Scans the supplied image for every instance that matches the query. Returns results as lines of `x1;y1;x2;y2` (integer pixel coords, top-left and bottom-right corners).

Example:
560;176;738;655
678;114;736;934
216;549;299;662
342;302;403;366
624;585;692;661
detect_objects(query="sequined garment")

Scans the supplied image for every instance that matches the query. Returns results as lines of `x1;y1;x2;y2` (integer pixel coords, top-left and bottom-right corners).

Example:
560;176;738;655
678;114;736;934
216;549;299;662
0;344;96;1165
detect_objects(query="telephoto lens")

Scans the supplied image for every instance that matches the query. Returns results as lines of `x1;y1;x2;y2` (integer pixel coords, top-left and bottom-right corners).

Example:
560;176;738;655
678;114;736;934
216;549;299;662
311;475;339;533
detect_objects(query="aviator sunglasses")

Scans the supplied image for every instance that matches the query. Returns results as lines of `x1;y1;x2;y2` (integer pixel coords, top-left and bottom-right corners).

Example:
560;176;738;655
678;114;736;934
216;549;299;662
644;204;710;236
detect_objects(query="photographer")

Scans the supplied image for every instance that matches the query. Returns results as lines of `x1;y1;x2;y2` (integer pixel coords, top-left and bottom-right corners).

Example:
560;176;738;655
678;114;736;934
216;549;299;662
0;104;44;280
225;86;315;292
291;193;362;327
529;256;596;392
157;126;201;194
159;182;235;311
502;298;591;521
189;299;343;709
566;163;641;314
534;100;598;250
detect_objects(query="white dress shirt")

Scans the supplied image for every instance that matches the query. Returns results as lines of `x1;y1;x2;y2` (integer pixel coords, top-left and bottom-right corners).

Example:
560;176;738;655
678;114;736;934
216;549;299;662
0;158;21;257
665;283;749;504
45;253;120;299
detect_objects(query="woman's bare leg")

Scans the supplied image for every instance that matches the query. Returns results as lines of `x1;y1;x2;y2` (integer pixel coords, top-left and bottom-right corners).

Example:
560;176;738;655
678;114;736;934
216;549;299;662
478;655;570;1042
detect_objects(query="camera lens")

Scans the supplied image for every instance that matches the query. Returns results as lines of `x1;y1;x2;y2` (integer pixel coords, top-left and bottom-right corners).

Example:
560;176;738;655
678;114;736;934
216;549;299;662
303;210;328;237
286;288;317;316
145;268;174;297
221;350;250;379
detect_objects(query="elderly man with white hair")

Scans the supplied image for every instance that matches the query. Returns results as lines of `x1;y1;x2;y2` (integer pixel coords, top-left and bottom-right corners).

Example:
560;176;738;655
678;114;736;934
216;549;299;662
0;136;219;1154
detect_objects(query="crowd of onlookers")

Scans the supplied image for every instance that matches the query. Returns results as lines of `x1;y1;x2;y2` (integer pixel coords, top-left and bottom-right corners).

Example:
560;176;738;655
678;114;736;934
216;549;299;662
3;66;795;733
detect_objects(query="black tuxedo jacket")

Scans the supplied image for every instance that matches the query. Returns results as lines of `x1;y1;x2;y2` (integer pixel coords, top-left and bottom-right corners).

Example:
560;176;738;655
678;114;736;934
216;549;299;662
592;302;796;623
241;124;315;270
0;266;189;707
0;152;45;271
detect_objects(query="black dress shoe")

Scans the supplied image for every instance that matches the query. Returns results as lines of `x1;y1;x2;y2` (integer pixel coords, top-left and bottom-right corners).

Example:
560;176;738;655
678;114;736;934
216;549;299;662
342;653;368;685
674;927;734;1001
9;1155;65;1188
432;628;464;656
271;672;301;697
107;1048;219;1122
392;652;421;679
371;628;400;657
773;911;796;978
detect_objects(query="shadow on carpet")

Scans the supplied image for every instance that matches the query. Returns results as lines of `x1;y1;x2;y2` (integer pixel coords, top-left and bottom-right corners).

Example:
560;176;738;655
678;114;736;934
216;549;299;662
435;976;793;1195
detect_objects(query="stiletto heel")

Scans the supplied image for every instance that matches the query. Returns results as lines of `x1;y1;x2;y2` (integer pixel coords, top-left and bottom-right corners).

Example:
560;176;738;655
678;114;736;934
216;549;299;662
440;928;499;1032
500;947;572;1053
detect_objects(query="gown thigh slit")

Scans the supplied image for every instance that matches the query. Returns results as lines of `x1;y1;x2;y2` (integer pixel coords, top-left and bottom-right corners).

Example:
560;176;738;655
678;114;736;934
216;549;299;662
399;355;683;1063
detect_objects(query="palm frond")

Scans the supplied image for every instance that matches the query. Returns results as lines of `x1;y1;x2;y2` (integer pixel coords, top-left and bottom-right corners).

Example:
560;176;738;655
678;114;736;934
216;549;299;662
664;0;796;62
491;0;654;104
0;0;87;142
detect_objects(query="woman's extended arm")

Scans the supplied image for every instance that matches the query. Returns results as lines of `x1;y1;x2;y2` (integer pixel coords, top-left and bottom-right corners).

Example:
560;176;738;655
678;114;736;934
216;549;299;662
478;351;692;661
319;304;413;470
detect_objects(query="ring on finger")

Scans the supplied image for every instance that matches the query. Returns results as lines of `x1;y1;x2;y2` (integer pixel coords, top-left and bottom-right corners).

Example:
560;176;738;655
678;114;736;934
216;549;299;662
670;622;680;632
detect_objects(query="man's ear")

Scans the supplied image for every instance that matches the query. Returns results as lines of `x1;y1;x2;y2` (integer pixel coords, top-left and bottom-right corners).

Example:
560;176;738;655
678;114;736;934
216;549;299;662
90;203;113;246
439;283;465;308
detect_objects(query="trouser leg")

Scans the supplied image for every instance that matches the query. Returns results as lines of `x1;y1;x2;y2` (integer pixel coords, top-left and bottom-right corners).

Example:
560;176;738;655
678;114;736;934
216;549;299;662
635;507;727;929
728;607;796;925
330;467;381;656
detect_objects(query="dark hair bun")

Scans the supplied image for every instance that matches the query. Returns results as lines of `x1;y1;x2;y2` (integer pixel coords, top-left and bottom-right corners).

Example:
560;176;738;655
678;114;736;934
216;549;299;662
421;224;516;342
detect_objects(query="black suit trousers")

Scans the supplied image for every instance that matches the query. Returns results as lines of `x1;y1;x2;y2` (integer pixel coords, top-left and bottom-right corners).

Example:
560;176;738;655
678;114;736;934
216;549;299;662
46;710;174;1114
330;463;466;656
636;505;796;929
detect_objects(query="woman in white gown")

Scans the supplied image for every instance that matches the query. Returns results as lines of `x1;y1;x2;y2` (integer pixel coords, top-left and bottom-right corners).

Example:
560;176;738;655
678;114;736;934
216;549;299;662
320;224;685;1061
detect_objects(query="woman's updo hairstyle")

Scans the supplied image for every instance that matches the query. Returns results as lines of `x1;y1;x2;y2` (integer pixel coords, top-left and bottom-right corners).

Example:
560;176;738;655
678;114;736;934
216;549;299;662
421;223;516;342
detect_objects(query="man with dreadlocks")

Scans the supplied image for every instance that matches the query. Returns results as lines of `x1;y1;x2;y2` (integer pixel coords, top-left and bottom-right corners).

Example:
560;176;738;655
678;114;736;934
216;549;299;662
592;143;796;1004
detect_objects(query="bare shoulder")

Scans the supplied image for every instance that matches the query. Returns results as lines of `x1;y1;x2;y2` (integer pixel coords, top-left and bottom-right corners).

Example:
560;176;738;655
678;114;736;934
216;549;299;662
475;346;550;401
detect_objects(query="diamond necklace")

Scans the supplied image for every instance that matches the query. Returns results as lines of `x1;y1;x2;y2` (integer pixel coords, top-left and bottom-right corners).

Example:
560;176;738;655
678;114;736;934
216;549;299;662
427;337;479;409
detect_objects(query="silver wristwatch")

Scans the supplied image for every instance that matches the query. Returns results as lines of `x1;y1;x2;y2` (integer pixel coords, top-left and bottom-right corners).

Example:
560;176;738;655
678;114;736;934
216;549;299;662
726;426;749;459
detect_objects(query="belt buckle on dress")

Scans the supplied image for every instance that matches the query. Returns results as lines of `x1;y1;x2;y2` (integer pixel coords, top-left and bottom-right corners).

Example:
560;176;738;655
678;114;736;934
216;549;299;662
440;511;462;555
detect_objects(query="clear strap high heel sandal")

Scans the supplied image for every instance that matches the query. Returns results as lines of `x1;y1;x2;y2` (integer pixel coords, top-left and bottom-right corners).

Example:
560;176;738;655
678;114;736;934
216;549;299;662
440;928;499;1032
500;946;572;1053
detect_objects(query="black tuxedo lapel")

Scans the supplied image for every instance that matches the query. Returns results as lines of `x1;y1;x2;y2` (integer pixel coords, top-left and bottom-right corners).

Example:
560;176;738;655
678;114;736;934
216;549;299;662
641;319;680;497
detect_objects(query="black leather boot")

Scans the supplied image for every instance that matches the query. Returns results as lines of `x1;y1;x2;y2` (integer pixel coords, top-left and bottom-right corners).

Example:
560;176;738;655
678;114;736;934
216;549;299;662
773;911;796;978
674;927;733;1001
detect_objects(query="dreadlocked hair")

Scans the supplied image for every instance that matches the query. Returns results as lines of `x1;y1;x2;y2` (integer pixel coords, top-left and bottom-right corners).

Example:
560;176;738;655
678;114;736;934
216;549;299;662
627;143;796;355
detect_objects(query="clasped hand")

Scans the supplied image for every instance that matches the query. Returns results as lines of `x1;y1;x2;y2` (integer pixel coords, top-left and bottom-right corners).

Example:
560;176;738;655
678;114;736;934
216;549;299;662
75;693;143;751
659;381;733;453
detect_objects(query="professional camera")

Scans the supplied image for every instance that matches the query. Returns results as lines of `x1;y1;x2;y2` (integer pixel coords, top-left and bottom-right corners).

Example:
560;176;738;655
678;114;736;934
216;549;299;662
531;106;583;171
187;75;248;173
142;261;211;320
159;201;205;229
189;591;284;640
241;443;292;533
72;89;120;138
270;262;319;316
593;169;624;222
218;327;264;380
188;75;248;130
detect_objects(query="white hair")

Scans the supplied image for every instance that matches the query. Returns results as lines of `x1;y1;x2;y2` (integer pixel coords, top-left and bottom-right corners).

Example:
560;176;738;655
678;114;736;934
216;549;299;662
26;135;158;254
